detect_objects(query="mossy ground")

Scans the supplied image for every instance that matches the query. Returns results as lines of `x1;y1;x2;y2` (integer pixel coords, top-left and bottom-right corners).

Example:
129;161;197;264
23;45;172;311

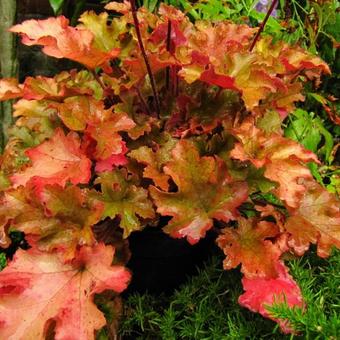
117;248;340;339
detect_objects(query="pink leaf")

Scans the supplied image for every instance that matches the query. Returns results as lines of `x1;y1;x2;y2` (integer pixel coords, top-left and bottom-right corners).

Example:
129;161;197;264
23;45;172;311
10;128;91;189
0;243;131;340
239;261;304;333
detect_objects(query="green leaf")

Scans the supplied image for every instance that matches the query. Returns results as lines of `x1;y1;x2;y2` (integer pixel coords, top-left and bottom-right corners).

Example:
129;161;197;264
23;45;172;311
324;12;340;41
143;0;159;12
94;170;155;238
0;253;6;271
307;162;323;185
48;0;64;15
285;108;333;165
251;192;284;207
314;118;333;164
285;109;321;154
0;172;10;191
249;10;283;33
246;167;276;193
326;172;340;195
257;110;282;134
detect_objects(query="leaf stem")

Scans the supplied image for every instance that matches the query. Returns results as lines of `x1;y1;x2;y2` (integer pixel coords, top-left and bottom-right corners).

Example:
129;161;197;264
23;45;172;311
91;70;115;106
91;70;105;90
165;20;172;91
130;0;161;117
249;0;279;52
135;86;152;116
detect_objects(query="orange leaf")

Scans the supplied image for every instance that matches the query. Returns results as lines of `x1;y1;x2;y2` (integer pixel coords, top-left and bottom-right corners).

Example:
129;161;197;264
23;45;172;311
285;180;340;257
10;128;91;189
129;135;177;191
23;76;68;100
230;119;319;207
217;218;282;278
0;78;23;101
86;112;135;160
0;244;131;340
150;140;248;244
0;184;104;258
10;16;120;70
280;48;330;74
105;1;131;14
55;96;106;131
264;158;314;208
93;170;155;237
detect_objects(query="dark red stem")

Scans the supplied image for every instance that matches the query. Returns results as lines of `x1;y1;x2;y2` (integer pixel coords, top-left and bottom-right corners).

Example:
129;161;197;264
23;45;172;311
165;20;172;91
135;87;151;116
249;0;279;52
130;0;161;117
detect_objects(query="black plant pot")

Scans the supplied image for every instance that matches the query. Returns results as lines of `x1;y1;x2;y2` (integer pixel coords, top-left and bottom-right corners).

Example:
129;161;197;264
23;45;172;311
125;226;218;295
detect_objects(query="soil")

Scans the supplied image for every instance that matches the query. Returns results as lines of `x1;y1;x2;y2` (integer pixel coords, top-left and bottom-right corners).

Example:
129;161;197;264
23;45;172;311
125;226;219;295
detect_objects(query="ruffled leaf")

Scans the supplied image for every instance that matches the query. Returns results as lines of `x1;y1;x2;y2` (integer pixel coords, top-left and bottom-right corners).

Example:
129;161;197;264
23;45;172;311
230;119;319;207
0;78;23;101
239;261;303;334
86;112;135;160
93;170;155;238
10;16;120;71
104;1;131;14
0;244;131;340
217;218;282;279
0;184;104;257
150;140;248;244
78;11;129;52
10;128;91;189
285;180;340;257
129;134;177;190
177;24;328;113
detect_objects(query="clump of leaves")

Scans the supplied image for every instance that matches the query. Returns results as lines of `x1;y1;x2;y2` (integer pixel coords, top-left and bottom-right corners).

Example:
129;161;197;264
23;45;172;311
0;1;339;338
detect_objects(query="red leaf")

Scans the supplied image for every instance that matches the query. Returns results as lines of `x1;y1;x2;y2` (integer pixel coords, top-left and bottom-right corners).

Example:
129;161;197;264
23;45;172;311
200;66;237;90
95;143;129;173
0;244;131;340
280;48;330;74
149;21;187;47
10;128;91;189
239;261;304;333
86;112;135;160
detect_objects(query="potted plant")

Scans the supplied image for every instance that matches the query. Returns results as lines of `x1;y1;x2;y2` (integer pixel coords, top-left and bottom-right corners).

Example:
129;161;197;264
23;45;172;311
0;0;339;338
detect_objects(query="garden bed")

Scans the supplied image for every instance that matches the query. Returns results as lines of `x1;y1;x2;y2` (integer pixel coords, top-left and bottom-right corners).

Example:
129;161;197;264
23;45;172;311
0;1;339;339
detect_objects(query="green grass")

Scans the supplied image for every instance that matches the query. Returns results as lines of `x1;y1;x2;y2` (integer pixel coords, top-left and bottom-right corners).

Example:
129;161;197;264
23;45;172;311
0;253;6;271
118;249;340;339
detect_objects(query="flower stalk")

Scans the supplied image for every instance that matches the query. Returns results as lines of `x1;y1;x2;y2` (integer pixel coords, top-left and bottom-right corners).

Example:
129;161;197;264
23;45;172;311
249;0;279;51
130;0;161;117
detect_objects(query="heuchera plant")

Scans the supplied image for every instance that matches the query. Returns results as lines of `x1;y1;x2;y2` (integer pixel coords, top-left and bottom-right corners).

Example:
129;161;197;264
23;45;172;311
0;1;339;338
